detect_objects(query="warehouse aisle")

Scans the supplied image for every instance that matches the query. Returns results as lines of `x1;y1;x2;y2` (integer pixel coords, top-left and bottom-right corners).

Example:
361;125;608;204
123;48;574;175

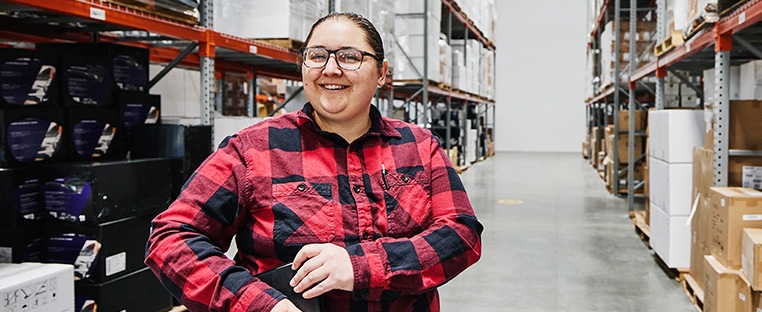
438;152;696;312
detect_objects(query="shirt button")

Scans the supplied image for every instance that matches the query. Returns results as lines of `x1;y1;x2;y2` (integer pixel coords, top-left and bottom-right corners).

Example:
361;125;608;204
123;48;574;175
353;185;361;193
297;183;306;191
362;231;371;240
361;292;370;299
401;176;409;183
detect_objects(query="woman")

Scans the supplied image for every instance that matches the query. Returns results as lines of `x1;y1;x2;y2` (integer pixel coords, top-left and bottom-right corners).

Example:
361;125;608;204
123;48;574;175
145;12;483;312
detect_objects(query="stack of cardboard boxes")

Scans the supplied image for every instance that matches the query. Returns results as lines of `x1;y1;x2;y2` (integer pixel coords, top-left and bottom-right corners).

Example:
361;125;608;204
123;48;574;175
689;99;762;311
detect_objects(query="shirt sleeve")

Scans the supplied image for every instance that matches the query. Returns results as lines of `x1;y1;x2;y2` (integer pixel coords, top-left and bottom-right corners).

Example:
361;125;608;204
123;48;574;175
348;133;484;301
144;135;285;312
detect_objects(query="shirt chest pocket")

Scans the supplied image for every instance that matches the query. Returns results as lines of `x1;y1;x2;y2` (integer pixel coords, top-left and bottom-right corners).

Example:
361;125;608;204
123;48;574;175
271;182;335;245
383;172;432;238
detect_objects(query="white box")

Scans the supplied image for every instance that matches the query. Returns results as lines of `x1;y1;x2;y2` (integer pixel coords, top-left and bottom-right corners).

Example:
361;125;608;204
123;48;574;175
740;60;762;100
394;0;441;19
213;0;328;40
648;109;704;163
703;66;741;103
650;202;691;268
649;157;693;215
0;263;74;312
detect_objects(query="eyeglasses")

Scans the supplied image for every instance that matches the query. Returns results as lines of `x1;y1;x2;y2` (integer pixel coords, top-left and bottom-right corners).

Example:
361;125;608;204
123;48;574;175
301;47;379;71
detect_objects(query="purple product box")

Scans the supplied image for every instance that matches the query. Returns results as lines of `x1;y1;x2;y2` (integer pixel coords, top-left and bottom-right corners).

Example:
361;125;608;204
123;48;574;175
36;43;149;108
75;267;172;312
0;108;67;167
0;166;49;227
0;48;60;108
44;158;171;224
117;92;160;156
65;107;122;161
40;215;152;283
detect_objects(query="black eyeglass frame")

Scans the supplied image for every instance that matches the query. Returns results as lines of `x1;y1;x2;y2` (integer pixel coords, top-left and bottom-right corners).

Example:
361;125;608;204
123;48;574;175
300;46;381;71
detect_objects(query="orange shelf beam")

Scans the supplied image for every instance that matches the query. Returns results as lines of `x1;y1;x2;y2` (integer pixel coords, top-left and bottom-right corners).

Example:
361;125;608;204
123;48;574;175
629;0;762;83
4;0;206;41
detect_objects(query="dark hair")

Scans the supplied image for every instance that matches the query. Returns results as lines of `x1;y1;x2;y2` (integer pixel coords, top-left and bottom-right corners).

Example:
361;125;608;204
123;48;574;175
299;12;385;70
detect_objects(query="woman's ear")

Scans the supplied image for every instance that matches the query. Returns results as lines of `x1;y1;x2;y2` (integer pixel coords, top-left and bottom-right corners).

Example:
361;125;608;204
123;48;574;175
377;59;389;87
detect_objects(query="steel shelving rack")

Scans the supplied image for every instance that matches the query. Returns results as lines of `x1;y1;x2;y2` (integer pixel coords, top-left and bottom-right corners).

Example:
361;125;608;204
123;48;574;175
585;0;658;210
0;0;302;147
587;0;762;212
392;0;496;167
630;0;762;192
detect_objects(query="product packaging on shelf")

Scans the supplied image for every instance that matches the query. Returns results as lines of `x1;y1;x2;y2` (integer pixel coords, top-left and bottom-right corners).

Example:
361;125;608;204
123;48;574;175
75;266;173;312
132;124;211;198
65;107;122;162
43;158;171;224
0;108;66;167
0;49;60;108
0;262;74;312
117;92;161;156
36;43;149;108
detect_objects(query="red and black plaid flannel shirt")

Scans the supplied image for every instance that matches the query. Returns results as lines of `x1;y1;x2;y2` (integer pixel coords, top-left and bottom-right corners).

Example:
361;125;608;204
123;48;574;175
145;103;483;312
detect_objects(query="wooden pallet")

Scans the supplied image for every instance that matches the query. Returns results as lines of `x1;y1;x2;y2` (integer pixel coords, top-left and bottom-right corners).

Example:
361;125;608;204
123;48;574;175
654;252;689;283
631;210;651;248
653;31;685;57
255;38;304;51
682;273;704;312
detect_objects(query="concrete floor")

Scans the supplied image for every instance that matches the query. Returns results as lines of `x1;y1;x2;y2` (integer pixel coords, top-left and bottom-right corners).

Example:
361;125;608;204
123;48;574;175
438;152;697;312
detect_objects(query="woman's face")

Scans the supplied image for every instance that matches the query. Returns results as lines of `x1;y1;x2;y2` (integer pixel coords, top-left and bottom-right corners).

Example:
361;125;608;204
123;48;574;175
302;19;388;126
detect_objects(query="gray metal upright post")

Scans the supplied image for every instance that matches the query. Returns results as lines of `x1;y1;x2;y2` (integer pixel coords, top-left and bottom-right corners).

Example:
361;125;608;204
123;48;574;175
248;68;257;117
200;0;215;149
422;0;429;127
655;0;666;110
714;50;730;186
612;0;621;194
627;0;637;210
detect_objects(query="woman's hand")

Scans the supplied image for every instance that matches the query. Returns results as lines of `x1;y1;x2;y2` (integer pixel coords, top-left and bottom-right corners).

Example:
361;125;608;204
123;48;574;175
271;299;301;312
290;243;354;298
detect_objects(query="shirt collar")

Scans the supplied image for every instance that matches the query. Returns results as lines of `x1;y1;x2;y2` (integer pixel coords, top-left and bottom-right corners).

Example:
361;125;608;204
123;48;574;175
298;103;402;140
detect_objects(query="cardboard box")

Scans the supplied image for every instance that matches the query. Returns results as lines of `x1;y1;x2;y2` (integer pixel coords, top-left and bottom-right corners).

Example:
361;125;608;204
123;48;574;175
704;255;752;312
0;262;74;312
709;187;762;269
705;100;762;151
74;267;172;312
691;233;709;294
0;108;67;167
649;156;693;216
617;109;647;131
650;201;691;268
0;49;60;108
743;228;762;290
605;133;644;164
45;158;171;224
648;109;704;163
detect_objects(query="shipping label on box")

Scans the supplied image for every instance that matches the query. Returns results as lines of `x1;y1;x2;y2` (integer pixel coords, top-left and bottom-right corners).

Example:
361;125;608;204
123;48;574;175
744;166;762;191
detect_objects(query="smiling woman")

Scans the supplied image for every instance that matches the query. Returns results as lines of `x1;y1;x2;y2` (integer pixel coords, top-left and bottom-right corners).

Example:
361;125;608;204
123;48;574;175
145;12;483;312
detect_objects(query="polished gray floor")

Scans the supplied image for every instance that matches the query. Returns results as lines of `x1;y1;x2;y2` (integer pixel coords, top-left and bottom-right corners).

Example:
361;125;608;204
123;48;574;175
439;152;697;312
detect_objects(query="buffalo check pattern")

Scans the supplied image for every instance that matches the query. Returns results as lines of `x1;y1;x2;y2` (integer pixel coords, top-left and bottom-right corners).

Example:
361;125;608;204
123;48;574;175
145;103;483;312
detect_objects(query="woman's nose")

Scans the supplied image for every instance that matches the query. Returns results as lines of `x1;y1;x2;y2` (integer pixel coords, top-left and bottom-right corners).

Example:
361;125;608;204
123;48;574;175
322;55;342;75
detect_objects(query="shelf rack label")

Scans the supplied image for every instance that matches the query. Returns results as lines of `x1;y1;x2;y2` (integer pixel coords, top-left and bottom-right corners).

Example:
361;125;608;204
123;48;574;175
90;7;105;21
249;45;257;54
740;12;747;25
